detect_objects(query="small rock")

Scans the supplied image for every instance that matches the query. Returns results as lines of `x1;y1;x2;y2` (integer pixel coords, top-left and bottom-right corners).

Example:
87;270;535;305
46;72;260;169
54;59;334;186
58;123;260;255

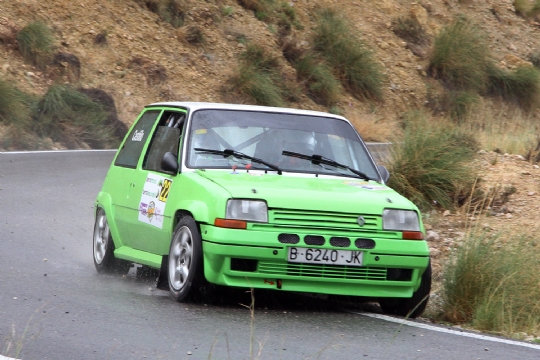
508;43;517;51
426;230;440;241
505;213;513;219
430;249;441;258
443;210;451;217
515;155;525;160
528;191;536;196
378;41;389;50
533;165;539;169
187;351;192;355
522;171;531;175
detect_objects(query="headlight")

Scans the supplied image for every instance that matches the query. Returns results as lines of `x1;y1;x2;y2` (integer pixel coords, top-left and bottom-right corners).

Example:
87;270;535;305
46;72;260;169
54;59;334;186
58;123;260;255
226;200;268;222
383;209;420;231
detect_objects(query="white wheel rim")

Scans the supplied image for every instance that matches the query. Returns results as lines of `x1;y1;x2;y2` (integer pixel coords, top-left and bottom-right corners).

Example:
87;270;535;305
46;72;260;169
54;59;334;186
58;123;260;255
93;211;109;264
169;226;193;291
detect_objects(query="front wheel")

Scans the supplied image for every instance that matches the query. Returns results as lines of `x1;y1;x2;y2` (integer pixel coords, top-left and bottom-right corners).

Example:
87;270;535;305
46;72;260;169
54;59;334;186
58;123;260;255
379;261;432;318
167;216;205;302
93;208;130;274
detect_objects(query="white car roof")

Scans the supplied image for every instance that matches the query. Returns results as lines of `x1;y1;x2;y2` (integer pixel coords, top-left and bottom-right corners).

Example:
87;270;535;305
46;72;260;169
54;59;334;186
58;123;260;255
146;102;349;121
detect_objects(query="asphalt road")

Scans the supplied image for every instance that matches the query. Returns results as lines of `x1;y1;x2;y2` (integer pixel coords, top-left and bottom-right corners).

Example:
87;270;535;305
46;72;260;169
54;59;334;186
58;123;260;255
1;151;539;360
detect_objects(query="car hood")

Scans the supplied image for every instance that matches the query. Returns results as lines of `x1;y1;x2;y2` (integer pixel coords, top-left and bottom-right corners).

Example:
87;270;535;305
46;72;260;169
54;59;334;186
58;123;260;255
196;170;416;215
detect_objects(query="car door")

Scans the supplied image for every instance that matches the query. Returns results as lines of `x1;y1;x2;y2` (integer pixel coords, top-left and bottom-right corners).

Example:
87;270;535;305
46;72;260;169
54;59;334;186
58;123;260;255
108;109;161;248
125;109;186;255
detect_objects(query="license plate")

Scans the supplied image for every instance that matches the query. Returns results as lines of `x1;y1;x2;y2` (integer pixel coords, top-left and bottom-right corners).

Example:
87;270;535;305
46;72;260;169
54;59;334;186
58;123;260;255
287;247;364;267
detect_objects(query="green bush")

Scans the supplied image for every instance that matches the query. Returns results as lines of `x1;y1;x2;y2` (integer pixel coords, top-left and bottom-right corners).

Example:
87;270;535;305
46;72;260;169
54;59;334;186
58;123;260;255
313;8;384;100
229;45;287;107
443;233;540;336
428;18;490;92
0;79;32;128
294;54;341;106
33;85;115;148
514;0;540;18
392;16;429;45
487;65;540;111
16;21;55;69
237;0;301;33
447;90;480;122
387;112;477;210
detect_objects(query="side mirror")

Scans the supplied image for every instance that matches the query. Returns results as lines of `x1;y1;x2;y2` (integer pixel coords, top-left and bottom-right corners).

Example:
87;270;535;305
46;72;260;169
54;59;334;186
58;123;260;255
377;165;390;183
161;152;179;173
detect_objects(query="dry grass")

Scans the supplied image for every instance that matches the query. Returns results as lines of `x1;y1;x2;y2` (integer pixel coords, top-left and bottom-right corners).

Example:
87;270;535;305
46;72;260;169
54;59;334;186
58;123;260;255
348;111;400;143
457;102;539;155
442;231;540;337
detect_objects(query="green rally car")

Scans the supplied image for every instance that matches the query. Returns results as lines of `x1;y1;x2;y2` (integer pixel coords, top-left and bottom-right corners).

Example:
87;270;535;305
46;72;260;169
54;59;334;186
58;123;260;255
93;102;431;317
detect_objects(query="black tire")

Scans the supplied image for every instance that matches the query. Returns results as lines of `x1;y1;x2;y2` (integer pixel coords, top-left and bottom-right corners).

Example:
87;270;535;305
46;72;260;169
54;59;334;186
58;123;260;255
167;216;205;302
379;261;432;318
93;208;131;274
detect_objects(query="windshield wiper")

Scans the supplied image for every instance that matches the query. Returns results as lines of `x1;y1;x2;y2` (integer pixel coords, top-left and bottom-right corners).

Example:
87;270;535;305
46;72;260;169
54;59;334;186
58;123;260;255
195;148;282;175
282;150;371;180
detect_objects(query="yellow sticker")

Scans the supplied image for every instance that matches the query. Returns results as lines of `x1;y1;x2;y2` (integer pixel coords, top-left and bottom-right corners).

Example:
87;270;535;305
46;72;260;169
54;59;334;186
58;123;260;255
195;129;207;134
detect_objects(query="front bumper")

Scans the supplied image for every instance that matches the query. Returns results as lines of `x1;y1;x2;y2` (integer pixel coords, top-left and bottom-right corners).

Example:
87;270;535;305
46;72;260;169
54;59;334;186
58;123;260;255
200;225;430;298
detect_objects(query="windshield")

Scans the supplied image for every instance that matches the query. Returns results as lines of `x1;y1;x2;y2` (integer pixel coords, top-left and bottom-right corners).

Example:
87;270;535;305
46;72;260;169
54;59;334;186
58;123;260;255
186;109;379;179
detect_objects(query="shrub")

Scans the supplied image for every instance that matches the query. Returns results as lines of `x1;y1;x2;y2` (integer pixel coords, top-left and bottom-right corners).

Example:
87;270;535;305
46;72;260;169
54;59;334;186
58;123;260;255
228;45;287;107
135;0;185;27
447;90;480;122
428;17;491;92
487;65;540;111
392;16;429;46
313;8;384;100
294;54;341;106
443;233;540;336
237;0;301;33
528;51;540;68
33;85;115;148
514;0;540;18
16;21;55;69
387;112;477;210
0;79;32;128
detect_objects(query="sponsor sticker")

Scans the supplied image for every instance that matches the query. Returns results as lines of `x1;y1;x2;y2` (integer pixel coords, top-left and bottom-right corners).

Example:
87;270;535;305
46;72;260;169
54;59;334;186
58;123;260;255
343;181;387;191
138;174;173;228
132;129;144;142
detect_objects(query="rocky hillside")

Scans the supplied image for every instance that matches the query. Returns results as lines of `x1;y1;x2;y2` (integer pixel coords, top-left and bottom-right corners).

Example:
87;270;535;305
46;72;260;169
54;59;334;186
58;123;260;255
1;0;539;149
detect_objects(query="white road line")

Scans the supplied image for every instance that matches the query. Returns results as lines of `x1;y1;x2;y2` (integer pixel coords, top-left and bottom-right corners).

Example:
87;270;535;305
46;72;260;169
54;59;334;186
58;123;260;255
1;149;117;154
354;312;540;350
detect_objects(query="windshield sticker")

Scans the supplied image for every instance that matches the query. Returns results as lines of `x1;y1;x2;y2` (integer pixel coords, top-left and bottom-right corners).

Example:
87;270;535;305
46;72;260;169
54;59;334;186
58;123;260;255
195;129;207;134
343;181;387;190
138;174;173;228
132;129;144;141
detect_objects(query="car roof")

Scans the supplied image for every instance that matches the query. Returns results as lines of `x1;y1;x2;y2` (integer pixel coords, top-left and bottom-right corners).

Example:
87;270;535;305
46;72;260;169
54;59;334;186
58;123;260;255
146;102;348;121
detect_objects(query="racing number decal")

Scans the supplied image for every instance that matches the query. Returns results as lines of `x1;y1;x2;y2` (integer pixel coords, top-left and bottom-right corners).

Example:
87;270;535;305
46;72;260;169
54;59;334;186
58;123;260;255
158;179;172;202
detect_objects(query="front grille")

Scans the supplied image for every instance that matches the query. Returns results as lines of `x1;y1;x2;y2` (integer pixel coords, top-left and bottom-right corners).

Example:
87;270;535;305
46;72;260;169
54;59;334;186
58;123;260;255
330;237;351;247
304;235;325;246
270;209;380;230
259;261;387;281
278;233;300;244
355;238;376;249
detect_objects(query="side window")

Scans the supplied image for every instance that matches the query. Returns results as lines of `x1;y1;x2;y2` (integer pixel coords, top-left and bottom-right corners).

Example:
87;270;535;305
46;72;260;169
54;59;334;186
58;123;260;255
143;111;186;174
114;110;160;168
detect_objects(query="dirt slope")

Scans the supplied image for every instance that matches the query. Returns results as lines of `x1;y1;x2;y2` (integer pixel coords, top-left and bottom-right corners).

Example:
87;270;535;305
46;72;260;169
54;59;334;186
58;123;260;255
1;0;540;139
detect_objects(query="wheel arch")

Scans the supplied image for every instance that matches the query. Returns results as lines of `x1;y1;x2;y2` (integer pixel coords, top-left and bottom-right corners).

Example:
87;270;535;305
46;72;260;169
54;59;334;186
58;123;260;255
94;192;124;249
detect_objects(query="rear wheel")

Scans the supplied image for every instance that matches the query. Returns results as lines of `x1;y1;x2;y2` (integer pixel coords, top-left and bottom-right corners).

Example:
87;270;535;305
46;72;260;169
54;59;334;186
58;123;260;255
167;216;205;302
93;208;130;274
379;261;432;318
